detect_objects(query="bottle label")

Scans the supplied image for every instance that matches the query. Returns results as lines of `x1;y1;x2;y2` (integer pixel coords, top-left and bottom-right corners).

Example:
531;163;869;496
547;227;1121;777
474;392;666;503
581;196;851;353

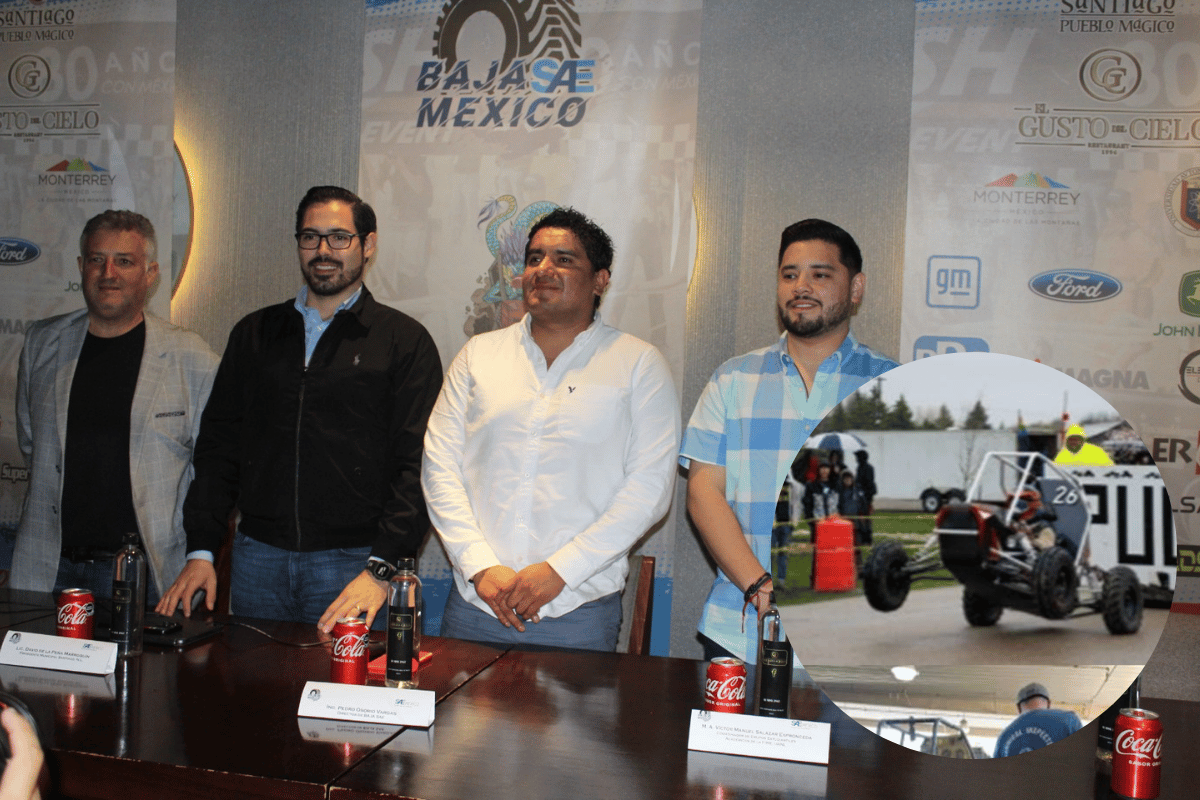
757;643;792;718
386;610;415;682
111;579;136;643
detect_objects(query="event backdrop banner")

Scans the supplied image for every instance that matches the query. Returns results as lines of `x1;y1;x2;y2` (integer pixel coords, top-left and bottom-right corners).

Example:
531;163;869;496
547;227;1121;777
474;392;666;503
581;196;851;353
360;0;700;651
900;0;1200;546
0;0;176;536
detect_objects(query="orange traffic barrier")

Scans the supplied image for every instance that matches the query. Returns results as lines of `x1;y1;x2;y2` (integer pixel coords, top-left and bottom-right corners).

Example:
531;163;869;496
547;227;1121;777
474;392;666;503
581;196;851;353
813;516;856;592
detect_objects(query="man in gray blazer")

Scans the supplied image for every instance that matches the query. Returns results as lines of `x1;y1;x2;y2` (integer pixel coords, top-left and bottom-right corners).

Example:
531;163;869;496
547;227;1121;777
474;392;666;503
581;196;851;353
11;210;218;599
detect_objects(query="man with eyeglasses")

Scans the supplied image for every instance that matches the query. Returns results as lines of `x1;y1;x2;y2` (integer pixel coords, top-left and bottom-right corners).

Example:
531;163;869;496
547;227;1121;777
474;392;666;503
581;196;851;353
156;186;442;632
12;210;218;601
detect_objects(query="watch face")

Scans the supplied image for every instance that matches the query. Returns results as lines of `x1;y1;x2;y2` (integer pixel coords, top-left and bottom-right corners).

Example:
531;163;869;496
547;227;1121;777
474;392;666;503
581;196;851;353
371;562;393;580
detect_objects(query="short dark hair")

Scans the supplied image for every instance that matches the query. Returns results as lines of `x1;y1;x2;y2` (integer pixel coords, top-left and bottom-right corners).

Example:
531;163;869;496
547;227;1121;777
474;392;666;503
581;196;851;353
295;185;376;237
777;218;862;275
527;207;614;275
80;210;157;263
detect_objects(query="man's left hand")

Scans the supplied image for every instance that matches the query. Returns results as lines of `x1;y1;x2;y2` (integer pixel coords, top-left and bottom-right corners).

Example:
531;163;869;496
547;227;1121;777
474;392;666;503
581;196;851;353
506;562;566;621
318;570;388;633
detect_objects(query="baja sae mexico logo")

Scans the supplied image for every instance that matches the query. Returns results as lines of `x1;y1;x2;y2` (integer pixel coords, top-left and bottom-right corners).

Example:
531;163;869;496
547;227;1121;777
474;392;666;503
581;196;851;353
418;0;591;129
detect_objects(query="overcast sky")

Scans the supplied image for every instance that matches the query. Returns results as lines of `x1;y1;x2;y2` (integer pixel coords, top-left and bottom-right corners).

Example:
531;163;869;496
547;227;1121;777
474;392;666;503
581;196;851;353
857;353;1119;430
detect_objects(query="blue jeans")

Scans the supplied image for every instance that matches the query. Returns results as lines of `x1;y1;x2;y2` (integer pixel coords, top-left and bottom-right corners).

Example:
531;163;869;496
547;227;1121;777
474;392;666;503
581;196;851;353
53;556;161;605
440;583;621;651
229;532;379;628
771;523;790;582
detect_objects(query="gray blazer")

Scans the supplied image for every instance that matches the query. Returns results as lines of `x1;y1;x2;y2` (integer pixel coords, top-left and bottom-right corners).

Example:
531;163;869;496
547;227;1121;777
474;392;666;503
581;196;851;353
12;310;218;593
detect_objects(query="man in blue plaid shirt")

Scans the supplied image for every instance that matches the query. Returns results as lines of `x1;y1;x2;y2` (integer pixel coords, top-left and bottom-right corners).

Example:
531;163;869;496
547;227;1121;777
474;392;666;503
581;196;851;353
680;219;897;663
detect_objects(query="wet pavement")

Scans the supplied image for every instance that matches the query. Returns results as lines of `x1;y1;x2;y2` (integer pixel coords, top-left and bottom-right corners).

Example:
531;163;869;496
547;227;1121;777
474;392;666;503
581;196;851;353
780;585;1169;666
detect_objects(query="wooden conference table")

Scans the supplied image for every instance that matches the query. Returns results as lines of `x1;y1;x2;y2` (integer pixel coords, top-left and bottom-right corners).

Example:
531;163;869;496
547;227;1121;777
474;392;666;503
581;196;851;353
0;588;1193;800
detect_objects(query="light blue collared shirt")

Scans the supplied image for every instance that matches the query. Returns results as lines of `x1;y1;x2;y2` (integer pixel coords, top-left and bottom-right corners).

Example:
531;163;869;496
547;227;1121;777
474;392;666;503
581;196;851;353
293;284;363;366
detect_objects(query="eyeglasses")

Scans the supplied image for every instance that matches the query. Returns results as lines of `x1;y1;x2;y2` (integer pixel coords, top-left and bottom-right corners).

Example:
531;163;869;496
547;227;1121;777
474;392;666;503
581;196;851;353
295;231;362;250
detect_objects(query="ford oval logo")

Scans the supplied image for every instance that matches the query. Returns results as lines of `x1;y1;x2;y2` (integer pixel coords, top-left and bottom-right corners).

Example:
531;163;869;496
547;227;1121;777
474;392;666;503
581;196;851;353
0;238;41;266
1028;270;1122;303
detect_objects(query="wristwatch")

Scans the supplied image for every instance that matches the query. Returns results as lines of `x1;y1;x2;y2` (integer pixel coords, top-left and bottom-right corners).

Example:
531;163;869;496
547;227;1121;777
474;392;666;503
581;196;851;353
367;558;396;582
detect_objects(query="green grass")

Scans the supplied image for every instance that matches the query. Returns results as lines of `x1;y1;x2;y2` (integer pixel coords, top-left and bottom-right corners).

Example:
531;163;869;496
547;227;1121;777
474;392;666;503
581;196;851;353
771;512;957;607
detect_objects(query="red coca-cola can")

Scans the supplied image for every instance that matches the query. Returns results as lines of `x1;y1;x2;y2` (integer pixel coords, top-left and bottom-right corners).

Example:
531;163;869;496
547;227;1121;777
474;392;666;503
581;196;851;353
704;656;747;714
330;617;369;685
56;588;95;639
1112;707;1162;799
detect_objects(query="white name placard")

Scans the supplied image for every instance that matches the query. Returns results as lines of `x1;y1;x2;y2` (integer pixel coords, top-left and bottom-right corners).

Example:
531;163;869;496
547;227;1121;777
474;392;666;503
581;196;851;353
296;681;435;727
0;631;117;675
687;709;830;765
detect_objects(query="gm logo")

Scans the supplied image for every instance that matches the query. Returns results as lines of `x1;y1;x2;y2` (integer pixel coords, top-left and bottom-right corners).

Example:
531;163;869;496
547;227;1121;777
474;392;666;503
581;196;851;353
0;238;41;266
926;256;980;309
1180;271;1200;318
913;336;990;359
1029;270;1121;303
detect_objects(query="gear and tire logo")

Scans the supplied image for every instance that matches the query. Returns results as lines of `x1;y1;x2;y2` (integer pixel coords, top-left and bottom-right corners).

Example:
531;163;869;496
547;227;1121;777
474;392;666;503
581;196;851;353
432;0;582;71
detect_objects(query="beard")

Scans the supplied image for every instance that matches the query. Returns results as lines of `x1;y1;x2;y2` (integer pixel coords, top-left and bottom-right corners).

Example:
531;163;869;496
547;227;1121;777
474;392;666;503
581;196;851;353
303;254;362;297
777;295;853;339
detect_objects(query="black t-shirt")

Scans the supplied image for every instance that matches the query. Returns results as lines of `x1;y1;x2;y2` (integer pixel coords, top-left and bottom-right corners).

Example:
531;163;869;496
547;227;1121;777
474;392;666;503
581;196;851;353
60;321;144;551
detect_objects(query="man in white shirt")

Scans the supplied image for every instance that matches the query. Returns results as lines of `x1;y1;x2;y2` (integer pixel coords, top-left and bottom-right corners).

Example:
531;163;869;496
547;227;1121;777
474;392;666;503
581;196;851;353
422;207;680;651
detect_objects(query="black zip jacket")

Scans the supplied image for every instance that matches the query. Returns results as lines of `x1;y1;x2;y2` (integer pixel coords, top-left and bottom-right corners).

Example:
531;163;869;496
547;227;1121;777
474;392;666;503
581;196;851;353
182;287;443;566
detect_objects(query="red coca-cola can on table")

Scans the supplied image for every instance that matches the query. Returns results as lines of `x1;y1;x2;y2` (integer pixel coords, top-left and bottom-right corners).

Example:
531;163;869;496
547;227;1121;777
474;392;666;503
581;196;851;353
330;618;370;685
704;657;747;714
1112;707;1163;799
56;588;95;639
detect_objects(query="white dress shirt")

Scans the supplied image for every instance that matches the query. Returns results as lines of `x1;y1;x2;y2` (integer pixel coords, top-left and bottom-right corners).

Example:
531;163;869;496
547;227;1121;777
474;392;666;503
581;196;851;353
422;313;680;620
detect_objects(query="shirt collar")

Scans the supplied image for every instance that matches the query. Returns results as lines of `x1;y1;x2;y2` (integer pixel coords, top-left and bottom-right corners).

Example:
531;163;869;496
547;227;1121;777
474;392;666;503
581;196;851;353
293;284;364;319
775;329;858;375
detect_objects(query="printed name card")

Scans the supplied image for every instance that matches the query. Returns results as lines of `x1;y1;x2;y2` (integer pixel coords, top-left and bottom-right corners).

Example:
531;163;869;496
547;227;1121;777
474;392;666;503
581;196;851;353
687;709;830;764
0;631;117;675
296;680;435;727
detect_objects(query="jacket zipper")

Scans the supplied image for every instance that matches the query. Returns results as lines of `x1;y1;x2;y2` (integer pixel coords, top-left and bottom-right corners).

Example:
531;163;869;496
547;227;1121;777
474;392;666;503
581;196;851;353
295;365;306;551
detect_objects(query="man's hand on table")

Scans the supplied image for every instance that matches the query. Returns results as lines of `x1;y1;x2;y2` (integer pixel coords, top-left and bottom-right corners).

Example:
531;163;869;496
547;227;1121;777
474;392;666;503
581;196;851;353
154;559;217;617
318;571;388;633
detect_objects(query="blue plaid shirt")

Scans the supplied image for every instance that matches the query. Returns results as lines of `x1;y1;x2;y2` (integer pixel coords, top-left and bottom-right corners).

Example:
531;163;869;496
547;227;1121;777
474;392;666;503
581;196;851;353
680;331;897;662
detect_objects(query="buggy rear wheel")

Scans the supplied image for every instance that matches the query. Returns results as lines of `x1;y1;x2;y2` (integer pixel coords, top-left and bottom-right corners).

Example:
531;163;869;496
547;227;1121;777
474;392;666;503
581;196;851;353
962;589;1003;627
864;539;911;611
1101;566;1143;634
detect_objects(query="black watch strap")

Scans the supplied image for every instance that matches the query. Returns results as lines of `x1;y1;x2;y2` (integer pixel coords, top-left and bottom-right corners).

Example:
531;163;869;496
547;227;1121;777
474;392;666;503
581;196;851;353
368;558;396;582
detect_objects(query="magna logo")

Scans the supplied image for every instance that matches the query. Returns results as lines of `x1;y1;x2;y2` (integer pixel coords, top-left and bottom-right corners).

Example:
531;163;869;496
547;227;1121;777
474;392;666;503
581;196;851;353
0;238;40;265
1028;270;1121;302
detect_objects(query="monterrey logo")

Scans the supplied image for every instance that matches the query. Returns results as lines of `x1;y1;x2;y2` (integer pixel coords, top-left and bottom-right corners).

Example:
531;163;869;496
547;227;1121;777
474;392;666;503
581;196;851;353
1028;270;1121;302
0;238;41;265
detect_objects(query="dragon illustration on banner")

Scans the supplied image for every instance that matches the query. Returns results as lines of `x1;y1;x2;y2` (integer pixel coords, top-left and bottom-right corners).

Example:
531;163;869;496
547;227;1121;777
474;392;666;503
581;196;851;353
463;194;558;336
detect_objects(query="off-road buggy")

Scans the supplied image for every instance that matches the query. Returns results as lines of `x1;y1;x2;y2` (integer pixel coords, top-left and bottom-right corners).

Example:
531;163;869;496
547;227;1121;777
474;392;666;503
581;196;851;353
863;452;1143;634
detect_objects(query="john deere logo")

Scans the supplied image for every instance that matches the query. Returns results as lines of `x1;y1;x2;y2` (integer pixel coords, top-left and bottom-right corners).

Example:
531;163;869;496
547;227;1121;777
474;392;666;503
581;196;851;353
1181;272;1200;317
